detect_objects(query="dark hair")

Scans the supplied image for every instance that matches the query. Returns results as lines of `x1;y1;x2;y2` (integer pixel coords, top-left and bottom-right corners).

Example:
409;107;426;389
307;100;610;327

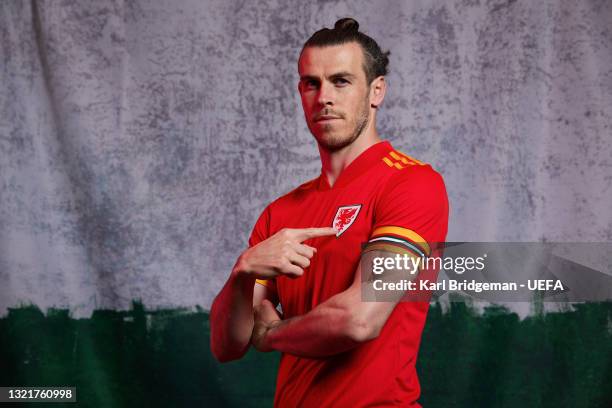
301;18;390;84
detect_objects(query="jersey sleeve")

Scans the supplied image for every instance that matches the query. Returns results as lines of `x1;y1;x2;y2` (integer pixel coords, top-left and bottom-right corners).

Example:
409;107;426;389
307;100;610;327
365;166;449;258
248;204;271;248
248;205;277;292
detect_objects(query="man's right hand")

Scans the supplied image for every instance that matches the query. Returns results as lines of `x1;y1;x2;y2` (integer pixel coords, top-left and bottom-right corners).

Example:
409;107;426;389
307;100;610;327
233;227;336;280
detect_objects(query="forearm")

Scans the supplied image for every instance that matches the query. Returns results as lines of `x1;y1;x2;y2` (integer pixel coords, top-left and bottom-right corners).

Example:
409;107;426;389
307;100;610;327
210;268;256;362
252;251;407;358
262;296;370;358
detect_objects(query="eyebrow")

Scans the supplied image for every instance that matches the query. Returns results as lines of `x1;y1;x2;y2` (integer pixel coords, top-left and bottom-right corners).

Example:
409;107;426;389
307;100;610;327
299;71;357;82
329;71;356;80
299;75;318;82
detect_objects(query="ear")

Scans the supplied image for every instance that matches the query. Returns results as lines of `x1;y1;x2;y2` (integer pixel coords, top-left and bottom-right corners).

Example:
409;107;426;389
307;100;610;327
369;76;386;108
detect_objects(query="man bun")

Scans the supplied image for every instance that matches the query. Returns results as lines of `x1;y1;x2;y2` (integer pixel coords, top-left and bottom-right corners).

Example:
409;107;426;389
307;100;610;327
334;18;359;32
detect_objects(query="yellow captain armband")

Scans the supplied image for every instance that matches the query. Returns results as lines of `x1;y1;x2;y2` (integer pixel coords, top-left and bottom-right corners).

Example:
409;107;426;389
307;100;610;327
365;226;431;258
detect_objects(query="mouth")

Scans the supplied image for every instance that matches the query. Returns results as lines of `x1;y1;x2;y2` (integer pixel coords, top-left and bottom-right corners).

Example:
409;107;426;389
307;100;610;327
315;115;342;122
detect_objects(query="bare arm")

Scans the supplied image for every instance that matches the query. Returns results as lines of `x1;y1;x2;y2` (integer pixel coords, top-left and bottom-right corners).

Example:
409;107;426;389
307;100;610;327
251;250;416;358
209;227;336;362
209;267;267;362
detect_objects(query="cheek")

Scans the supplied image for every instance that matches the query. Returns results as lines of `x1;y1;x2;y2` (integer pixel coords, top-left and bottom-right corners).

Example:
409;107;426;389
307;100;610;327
301;95;315;109
300;98;313;116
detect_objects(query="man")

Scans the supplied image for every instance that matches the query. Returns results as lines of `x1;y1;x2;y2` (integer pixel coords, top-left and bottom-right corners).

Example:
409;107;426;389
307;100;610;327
210;18;448;407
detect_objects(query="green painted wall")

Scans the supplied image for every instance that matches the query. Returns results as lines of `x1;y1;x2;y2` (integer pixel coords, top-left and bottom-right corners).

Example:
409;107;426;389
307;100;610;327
1;302;611;407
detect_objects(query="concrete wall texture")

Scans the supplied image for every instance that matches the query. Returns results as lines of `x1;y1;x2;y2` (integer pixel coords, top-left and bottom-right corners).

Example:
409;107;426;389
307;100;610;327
1;0;611;316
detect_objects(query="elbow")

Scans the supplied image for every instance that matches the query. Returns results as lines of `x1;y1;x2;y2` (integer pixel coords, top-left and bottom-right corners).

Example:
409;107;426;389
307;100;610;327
212;349;238;363
210;341;230;363
209;321;248;363
343;312;382;344
210;338;246;363
212;350;229;363
210;337;229;362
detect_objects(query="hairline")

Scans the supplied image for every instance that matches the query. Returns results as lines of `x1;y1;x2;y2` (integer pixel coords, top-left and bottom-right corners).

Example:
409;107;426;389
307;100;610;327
298;41;379;85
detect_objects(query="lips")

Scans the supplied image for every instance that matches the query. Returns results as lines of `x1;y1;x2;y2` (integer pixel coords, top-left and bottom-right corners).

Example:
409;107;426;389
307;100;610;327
315;115;342;122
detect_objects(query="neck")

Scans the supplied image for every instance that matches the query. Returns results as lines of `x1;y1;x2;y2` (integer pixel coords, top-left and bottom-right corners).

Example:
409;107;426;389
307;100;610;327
319;122;381;187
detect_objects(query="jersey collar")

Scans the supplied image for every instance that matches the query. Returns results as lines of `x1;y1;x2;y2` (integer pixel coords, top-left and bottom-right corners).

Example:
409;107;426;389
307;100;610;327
317;141;392;191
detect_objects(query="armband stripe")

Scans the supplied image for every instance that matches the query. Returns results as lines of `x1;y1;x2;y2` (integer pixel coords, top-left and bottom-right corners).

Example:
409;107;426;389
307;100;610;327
362;242;423;258
367;236;426;258
370;226;430;256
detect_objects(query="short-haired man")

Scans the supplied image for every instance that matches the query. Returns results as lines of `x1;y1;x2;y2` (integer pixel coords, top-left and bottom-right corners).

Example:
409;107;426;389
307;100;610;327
211;18;448;407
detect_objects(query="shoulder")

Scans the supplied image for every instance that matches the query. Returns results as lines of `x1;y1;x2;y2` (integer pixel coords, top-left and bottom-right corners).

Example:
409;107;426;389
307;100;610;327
373;148;449;244
268;176;319;210
379;148;446;197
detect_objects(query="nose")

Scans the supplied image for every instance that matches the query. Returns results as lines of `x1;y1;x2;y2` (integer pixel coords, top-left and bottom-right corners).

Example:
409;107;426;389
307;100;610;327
316;81;334;106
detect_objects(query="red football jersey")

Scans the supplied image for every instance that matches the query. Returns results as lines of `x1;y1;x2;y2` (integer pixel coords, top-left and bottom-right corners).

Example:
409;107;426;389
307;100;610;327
249;141;449;407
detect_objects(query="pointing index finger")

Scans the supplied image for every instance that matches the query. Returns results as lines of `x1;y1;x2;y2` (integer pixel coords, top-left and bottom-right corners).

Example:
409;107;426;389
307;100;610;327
295;227;337;241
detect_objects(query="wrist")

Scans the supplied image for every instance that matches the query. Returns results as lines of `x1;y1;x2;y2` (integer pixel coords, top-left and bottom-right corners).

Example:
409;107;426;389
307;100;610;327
252;321;272;352
252;319;282;352
231;251;252;279
229;255;256;297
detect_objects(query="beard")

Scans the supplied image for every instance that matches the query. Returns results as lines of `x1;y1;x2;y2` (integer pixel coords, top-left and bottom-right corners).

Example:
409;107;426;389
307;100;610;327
310;98;370;152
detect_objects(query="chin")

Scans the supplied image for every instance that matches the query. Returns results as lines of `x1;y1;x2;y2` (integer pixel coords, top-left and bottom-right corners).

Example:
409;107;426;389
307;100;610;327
315;132;356;152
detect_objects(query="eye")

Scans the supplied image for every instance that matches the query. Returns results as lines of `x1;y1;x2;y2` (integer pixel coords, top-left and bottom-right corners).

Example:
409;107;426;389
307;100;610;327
333;78;349;86
302;79;319;90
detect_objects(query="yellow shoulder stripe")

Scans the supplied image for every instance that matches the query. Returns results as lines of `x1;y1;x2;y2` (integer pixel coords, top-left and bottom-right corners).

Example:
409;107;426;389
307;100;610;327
393;150;425;165
381;150;425;170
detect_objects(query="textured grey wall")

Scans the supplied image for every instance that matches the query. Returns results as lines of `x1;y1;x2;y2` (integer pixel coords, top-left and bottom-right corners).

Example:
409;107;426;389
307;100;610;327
1;0;611;316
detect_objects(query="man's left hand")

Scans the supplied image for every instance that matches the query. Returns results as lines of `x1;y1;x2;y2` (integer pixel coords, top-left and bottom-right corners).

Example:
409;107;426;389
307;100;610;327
251;299;282;352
